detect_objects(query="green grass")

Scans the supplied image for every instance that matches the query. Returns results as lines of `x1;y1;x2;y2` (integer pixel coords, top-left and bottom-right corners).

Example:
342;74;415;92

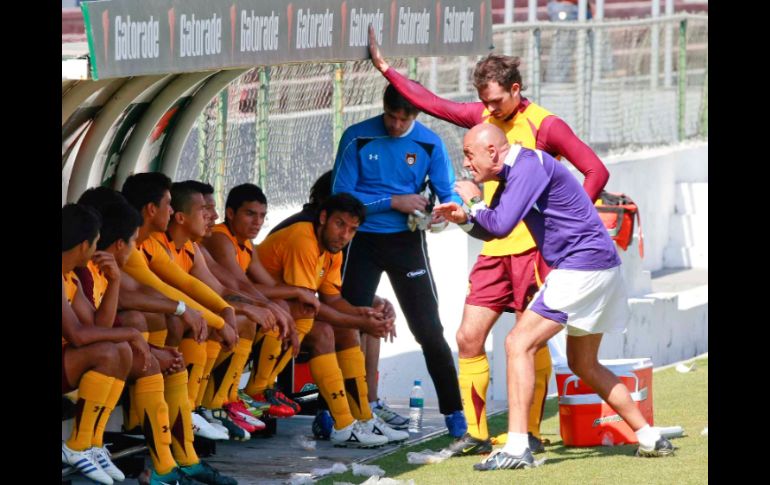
319;357;708;485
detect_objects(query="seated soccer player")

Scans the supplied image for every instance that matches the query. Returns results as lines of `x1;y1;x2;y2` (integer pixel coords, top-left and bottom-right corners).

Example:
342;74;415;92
203;183;320;418
257;193;409;447
76;188;227;442
64;202;236;485
160;181;281;433
271;171;409;432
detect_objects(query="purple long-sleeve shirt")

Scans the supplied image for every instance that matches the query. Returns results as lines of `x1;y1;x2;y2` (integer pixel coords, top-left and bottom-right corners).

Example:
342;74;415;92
468;146;620;271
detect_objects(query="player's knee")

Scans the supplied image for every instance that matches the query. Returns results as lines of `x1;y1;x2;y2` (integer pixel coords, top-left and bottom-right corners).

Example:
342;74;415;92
333;328;360;350
120;310;147;332
504;332;530;357
144;312;167;332
456;326;481;353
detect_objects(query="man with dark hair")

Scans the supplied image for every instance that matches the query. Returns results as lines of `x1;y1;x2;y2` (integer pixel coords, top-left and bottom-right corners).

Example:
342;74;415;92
76;189;232;443
158;181;283;437
257;193;406;447
119;173;239;484
273;172;407;433
204;183;320;418
369;26;610;455
332;81;468;439
62;203;139;484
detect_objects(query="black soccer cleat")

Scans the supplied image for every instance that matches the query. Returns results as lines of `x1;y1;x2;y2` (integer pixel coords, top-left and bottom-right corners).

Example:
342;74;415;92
473;448;535;471
441;433;493;457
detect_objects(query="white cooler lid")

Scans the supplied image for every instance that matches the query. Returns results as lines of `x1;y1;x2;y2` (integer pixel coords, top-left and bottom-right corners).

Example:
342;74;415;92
554;357;653;376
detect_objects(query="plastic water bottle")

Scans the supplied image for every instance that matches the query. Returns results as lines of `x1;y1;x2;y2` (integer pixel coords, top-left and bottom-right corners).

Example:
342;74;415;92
408;379;424;433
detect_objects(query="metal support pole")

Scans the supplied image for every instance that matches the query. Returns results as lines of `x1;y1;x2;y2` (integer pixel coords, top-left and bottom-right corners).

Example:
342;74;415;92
651;0;660;88
197;110;207;184
504;0;514;55
429;58;438;93
333;64;345;156
214;88;228;210
408;58;418;80
528;0;539;102
593;0;605;83
699;53;707;137
677;19;687;141
664;0;674;86
256;66;270;189
576;0;588;139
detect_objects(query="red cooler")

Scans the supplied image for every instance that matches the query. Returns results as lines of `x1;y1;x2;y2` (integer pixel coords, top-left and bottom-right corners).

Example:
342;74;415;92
555;358;654;446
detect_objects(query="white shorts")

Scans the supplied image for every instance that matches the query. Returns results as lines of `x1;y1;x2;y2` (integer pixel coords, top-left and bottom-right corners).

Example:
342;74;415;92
527;266;629;336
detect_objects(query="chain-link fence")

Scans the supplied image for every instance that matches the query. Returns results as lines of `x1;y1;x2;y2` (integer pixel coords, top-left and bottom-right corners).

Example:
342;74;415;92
176;13;707;210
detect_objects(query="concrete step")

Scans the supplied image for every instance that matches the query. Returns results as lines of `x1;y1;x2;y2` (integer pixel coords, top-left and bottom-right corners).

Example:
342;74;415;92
667;212;708;248
675;182;708;216
663;245;708;269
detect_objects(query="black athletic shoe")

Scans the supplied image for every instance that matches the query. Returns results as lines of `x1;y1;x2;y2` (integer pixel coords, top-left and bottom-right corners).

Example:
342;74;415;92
528;432;545;454
636;437;675;457
442;433;493;457
473;448;535;471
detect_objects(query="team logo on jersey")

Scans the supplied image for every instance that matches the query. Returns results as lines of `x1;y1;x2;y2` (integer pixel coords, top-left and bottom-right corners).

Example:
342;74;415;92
405;153;417;165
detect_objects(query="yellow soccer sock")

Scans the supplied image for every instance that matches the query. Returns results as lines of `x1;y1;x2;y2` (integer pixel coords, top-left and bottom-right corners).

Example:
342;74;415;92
196;341;221;407
529;346;552;439
124;383;140;431
243;330;283;395
164;371;199;466
66;371;114;451
309;353;354;430
203;349;233;409
148;329;168;347
222;338;254;404
265;318;313;387
178;338;207;409
336;346;372;421
134;374;176;475
92;378;125;447
458;355;490;440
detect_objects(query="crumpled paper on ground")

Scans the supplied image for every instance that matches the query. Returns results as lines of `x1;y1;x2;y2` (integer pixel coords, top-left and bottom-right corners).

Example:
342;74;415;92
352;463;385;477
287;474;315;485
311;462;348;477
406;449;452;464
293;434;317;451
357;477;415;485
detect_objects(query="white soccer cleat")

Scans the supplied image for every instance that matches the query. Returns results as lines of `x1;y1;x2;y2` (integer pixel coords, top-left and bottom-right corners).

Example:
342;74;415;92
89;446;126;482
330;420;388;448
192;410;229;440
62;442;113;485
364;416;410;443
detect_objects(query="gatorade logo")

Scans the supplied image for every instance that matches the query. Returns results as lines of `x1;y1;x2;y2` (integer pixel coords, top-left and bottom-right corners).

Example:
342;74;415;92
407;269;426;278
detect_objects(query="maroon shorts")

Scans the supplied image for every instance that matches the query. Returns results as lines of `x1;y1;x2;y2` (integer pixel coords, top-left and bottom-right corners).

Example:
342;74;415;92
465;248;552;313
62;344;76;394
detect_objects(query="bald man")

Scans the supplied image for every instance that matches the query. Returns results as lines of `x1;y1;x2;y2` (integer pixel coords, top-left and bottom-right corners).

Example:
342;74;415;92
434;124;674;471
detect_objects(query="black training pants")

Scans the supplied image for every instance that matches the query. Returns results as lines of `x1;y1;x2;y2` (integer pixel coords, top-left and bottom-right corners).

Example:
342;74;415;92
341;230;462;415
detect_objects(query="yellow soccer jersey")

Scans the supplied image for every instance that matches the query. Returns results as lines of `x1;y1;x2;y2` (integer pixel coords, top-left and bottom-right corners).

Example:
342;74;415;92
256;221;341;296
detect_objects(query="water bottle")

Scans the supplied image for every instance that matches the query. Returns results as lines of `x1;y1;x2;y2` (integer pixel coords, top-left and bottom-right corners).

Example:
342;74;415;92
408;379;424;433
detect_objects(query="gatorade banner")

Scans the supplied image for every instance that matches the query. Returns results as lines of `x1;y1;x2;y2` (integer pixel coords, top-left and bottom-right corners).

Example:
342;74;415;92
82;0;493;80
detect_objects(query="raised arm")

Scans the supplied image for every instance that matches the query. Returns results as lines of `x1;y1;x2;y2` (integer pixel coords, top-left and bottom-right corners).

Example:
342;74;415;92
369;25;484;128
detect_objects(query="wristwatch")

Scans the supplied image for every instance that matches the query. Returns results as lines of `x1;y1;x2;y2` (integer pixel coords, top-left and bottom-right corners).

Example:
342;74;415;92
174;300;186;316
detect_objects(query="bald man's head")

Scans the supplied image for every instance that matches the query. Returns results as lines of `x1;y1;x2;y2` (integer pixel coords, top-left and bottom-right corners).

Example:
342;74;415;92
461;124;510;183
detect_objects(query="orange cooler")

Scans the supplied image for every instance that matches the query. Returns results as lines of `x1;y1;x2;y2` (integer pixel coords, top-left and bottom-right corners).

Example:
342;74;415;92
555;358;654;446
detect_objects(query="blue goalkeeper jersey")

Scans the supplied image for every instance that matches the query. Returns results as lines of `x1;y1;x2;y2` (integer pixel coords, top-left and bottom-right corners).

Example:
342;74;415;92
331;114;461;233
